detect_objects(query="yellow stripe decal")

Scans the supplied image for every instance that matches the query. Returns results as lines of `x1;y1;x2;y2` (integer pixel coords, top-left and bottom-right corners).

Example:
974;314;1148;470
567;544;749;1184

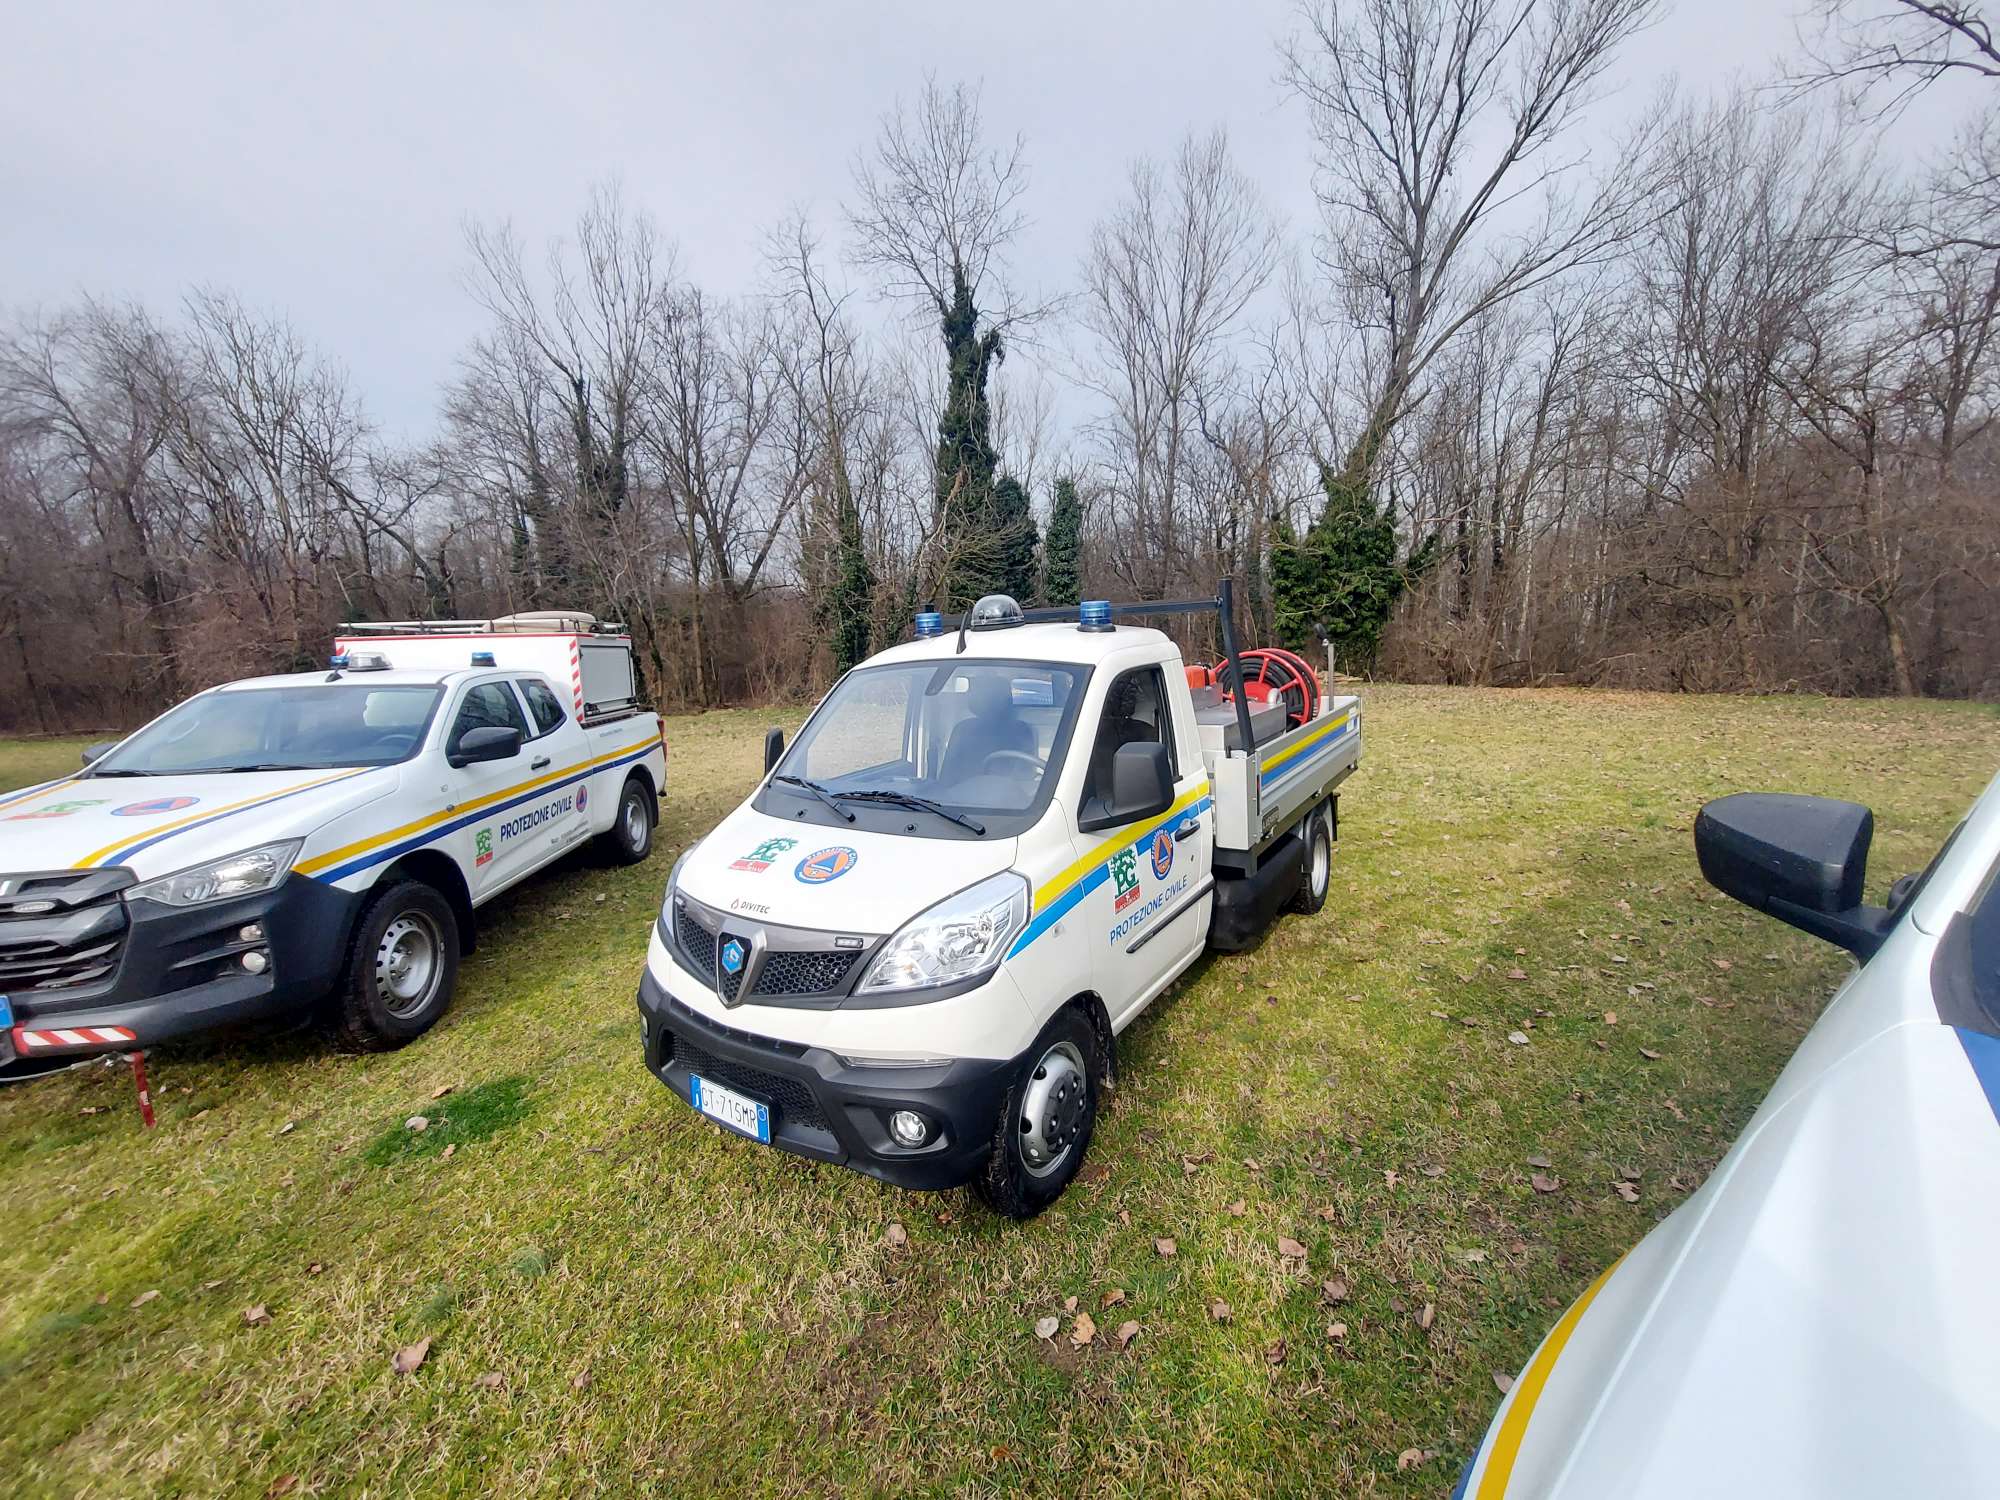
1033;782;1210;911
74;771;368;869
1258;710;1352;776
294;737;657;877
1475;1253;1626;1499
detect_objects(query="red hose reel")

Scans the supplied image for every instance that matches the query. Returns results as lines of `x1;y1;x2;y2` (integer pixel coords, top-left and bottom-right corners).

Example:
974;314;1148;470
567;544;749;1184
1187;647;1323;729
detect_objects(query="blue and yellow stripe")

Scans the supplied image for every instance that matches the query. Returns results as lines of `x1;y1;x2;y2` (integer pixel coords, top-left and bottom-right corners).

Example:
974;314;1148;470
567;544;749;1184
1258;709;1355;790
1009;783;1212;957
0;776;79;812
77;771;374;869
299;737;658;884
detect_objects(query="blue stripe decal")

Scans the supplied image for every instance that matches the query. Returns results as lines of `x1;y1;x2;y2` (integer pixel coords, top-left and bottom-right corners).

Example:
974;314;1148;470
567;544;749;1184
0;777;68;810
105;772;373;868
1259;722;1356;789
1955;1028;2000;1125
311;744;656;884
1008;796;1212;957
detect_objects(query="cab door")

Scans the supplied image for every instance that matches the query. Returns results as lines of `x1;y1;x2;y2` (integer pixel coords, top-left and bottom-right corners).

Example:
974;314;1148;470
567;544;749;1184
1076;663;1211;1028
437;679;544;897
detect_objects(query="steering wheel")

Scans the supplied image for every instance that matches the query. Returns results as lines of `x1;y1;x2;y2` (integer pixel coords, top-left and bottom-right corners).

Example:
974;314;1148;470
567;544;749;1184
375;732;419;756
984;749;1046;777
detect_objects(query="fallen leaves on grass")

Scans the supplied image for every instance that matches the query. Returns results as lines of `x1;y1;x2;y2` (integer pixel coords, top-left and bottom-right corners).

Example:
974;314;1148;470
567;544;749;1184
430;1084;455;1101
1506;968;1528;981
473;1371;504;1390
1526;1153;1552;1169
1070;1312;1096;1348
1210;1299;1233;1323
1417;1302;1434;1331
1226;1198;1248;1217
1640;1047;1663;1061
130;1290;159;1309
1494;1371;1516;1394
1154;1237;1177;1258
1603;1010;1618;1025
1321;1276;1349;1305
242;1305;271;1327
883;1221;908;1248
405;1116;429;1132
1276;1235;1309;1261
1264;1338;1288;1366
1327;1320;1348;1341
1615;1181;1641;1202
1181;1151;1215;1175
1530;1173;1562;1194
1398;1448;1437;1471
392;1338;432;1375
1034;1316;1060;1341
1113;1320;1140;1349
1100;1287;1126;1309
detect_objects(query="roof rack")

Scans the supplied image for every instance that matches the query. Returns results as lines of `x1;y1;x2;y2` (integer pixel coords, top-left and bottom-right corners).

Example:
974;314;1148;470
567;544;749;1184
339;611;627;636
931;578;1259;759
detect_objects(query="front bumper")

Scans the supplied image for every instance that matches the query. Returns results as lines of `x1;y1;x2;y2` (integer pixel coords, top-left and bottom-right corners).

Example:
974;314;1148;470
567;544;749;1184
3;874;363;1074
636;965;1018;1191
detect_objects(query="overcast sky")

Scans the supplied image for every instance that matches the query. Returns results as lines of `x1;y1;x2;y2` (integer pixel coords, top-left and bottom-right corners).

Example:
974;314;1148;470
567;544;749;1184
1;1;1965;444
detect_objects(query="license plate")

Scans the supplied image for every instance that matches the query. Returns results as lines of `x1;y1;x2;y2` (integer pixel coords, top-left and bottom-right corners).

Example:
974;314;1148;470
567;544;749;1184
689;1073;771;1144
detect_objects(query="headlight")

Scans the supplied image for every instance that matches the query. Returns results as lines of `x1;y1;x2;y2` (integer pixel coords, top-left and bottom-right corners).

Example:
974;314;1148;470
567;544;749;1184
858;872;1029;995
128;840;302;907
663;843;696;912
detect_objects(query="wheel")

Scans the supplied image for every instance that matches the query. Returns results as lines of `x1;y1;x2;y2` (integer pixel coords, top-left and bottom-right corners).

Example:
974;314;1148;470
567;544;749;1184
1290;807;1332;915
973;1008;1102;1220
334;879;461;1051
598;776;655;865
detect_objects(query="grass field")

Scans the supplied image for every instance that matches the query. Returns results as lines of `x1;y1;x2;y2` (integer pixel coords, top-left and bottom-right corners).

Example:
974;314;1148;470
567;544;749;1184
1;688;1994;1497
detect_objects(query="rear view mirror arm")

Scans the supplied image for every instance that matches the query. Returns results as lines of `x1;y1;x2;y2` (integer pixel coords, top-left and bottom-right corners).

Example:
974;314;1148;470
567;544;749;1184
1767;897;1894;960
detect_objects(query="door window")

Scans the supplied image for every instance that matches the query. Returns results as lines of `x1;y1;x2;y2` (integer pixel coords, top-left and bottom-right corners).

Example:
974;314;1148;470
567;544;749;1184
518;678;567;736
1081;666;1177;823
448;682;530;756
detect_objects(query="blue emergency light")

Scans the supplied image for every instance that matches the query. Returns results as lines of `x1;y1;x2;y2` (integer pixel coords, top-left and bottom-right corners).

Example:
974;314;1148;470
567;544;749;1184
914;609;944;639
1079;600;1113;632
471;651;496;666
328;652;350;669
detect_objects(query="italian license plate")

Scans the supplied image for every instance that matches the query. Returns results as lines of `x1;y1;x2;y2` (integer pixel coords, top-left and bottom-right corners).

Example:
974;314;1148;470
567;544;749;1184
689;1073;771;1144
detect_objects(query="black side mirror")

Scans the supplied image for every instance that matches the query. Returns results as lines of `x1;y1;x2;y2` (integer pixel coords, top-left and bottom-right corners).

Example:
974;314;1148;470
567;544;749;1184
450;725;523;768
1695;792;1893;958
1080;742;1174;832
763;727;786;775
81;742;117;767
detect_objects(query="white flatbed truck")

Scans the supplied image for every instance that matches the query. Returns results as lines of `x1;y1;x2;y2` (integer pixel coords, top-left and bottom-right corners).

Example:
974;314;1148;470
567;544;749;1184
638;583;1359;1215
0;613;666;1081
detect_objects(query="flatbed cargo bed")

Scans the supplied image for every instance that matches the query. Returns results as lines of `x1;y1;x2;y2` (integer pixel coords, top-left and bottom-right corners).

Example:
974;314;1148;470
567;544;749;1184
1200;695;1361;863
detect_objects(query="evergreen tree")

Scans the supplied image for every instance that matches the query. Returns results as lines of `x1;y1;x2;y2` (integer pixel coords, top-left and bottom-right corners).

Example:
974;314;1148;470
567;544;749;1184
1271;463;1438;673
1041;477;1083;605
934;270;1008;609
831;489;874;672
990;473;1039;602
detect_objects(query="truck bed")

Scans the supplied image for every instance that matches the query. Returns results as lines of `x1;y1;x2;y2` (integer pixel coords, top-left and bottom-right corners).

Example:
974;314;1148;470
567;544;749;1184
1200;695;1361;859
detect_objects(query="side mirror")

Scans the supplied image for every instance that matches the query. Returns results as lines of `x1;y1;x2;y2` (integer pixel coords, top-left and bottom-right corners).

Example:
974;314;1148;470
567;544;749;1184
81;742;117;767
1080;742;1174;832
449;725;523;768
763;727;786;775
1695;792;1892;958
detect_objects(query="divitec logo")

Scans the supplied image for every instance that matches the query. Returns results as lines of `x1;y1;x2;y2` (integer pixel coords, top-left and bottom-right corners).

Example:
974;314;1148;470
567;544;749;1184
795;846;858;884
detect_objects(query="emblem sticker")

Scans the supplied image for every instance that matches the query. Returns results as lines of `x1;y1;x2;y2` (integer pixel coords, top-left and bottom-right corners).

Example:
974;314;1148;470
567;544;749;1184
5;798;110;821
575;784;589;814
731;836;798;873
795;846;858;885
474;827;495;868
111;796;199;817
1110;846;1142;913
1149;826;1175;881
720;938;747;976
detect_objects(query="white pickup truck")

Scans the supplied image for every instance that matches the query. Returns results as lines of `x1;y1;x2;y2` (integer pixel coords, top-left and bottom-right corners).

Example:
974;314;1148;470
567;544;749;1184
637;585;1360;1216
0;613;666;1079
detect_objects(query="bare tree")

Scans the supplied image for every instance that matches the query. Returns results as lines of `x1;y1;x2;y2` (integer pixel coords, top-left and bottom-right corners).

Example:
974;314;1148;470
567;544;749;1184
1282;0;1662;487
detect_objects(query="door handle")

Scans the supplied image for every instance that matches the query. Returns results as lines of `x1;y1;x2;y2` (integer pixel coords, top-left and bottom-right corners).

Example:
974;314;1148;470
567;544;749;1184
531;756;551;770
1175;821;1200;842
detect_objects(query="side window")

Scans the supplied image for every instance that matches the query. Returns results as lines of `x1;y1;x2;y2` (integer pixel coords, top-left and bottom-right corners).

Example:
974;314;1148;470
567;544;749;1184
1082;666;1177;817
518;678;567;736
448;682;530;753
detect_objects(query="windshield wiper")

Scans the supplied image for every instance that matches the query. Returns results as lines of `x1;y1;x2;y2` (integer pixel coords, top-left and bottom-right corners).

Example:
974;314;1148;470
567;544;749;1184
771;774;856;823
213;763;320;773
834;790;986;836
83;768;156;778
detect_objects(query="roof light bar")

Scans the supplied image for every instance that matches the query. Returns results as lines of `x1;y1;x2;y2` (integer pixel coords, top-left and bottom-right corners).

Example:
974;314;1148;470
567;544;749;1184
914;608;944;639
1078;599;1113;633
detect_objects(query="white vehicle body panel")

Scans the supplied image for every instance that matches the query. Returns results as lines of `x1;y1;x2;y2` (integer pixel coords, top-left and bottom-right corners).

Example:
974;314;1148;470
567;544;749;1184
1456;769;2000;1500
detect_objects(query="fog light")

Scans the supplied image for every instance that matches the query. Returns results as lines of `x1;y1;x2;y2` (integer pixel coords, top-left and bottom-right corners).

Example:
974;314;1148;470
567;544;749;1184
888;1110;930;1148
239;923;265;943
240;950;269;975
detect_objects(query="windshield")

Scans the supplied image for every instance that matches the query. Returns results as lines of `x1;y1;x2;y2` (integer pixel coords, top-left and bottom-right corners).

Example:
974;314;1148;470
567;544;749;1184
91;685;443;774
767;659;1087;837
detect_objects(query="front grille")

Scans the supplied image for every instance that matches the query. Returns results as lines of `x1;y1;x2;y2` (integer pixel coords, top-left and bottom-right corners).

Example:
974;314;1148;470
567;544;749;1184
662;1028;829;1132
753;950;858;997
0;870;131;992
674;903;717;982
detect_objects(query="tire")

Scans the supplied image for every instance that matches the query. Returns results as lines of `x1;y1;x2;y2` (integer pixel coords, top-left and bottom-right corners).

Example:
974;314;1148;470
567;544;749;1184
598;776;655;865
973;1007;1102;1220
334;880;461;1051
1290;807;1332;916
